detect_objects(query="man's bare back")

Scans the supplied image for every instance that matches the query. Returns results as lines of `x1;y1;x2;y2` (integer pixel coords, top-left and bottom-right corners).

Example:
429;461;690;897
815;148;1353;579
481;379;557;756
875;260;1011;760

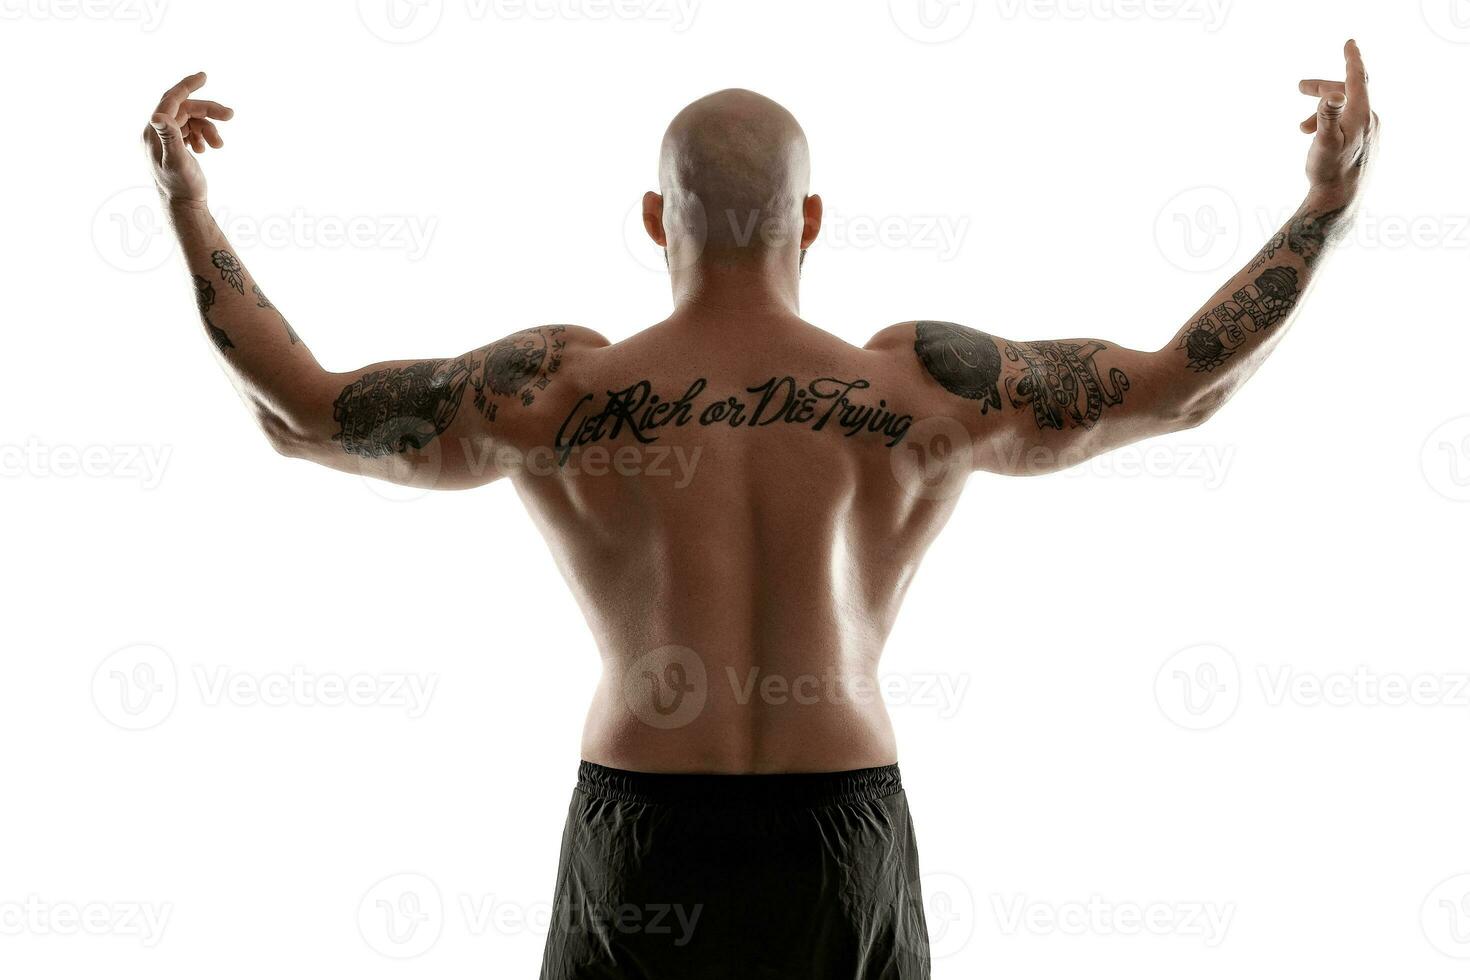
516;313;957;773
143;48;1377;975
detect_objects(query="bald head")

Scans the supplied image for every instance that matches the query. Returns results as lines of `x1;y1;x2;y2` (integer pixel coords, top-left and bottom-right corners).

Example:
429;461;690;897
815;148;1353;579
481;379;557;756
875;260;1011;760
652;89;815;262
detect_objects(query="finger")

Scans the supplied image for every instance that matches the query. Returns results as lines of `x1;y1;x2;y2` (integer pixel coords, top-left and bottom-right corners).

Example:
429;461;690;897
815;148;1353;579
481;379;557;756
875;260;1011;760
155;71;208;117
177;99;234;124
187;127;206;154
1316;92;1347;142
1299;112;1319;134
198;119;224;149
1299;79;1345;97
1344;39;1369;114
148;111;186;165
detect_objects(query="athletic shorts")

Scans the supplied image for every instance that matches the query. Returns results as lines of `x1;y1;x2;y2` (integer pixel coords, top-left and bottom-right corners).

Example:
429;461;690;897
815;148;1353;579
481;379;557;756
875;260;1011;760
538;761;931;979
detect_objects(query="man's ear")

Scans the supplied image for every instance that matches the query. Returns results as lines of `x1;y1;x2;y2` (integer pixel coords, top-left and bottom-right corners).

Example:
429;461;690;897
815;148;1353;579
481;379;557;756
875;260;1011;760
800;193;823;250
642;191;667;247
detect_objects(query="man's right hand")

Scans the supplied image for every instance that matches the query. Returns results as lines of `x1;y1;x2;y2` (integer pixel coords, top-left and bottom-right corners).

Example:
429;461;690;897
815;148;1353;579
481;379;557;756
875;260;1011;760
1298;39;1378;205
143;71;234;207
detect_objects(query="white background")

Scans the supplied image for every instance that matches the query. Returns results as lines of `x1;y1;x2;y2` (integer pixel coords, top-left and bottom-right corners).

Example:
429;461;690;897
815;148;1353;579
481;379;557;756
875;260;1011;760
3;0;1469;976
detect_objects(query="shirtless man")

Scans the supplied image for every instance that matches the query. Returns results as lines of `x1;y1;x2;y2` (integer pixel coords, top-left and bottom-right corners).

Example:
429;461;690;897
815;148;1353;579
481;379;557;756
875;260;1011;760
143;41;1376;978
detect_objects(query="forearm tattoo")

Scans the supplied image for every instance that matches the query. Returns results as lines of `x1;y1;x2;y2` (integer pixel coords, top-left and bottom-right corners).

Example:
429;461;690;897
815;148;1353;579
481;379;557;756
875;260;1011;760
914;321;1128;431
193;274;235;354
1179;265;1301;372
211;250;245;293
1249;204;1347;272
1247;232;1286;273
331;326;568;457
252;284;301;345
1284;205;1347;268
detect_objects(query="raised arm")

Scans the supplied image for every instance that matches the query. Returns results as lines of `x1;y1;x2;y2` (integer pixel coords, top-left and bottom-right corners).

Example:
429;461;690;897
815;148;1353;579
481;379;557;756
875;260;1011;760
144;73;598;489
885;40;1377;476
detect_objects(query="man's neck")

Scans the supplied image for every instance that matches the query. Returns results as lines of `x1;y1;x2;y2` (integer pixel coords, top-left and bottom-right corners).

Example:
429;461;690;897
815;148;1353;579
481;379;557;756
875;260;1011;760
668;251;803;320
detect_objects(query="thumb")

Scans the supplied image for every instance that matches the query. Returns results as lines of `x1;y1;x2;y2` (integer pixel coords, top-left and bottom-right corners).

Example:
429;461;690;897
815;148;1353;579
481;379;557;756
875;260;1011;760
1316;92;1346;140
149;112;185;163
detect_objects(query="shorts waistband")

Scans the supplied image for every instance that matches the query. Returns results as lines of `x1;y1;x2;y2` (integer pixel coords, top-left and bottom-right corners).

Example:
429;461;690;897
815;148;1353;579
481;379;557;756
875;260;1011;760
575;761;904;808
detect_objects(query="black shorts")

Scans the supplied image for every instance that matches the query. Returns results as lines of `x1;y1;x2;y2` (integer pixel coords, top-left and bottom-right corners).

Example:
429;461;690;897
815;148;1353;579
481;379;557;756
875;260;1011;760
539;761;930;979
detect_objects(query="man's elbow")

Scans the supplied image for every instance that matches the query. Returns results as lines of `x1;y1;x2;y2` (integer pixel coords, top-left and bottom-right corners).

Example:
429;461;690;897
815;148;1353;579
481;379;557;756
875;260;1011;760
1172;402;1218;432
256;407;318;459
1168;387;1229;432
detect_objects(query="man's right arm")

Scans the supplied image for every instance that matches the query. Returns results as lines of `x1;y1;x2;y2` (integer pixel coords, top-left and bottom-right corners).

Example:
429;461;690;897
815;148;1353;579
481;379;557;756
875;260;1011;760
877;39;1377;476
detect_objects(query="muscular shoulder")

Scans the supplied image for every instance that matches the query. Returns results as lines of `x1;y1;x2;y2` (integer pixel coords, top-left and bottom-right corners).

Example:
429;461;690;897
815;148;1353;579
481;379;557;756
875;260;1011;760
866;320;1006;405
460;324;605;431
546;323;612;351
484;323;610;358
863;321;920;353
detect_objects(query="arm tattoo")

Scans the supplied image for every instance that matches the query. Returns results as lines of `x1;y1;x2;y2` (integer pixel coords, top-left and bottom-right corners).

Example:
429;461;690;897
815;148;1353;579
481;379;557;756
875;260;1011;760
332;357;472;457
914;322;1128;430
1247;232;1286;273
914;321;1003;414
1284;205;1347;268
469;326;566;422
1179;264;1301;372
211;250;245;293
193;274;235;354
329;326;568;457
252;284;301;345
1248;205;1348;272
1004;340;1130;430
